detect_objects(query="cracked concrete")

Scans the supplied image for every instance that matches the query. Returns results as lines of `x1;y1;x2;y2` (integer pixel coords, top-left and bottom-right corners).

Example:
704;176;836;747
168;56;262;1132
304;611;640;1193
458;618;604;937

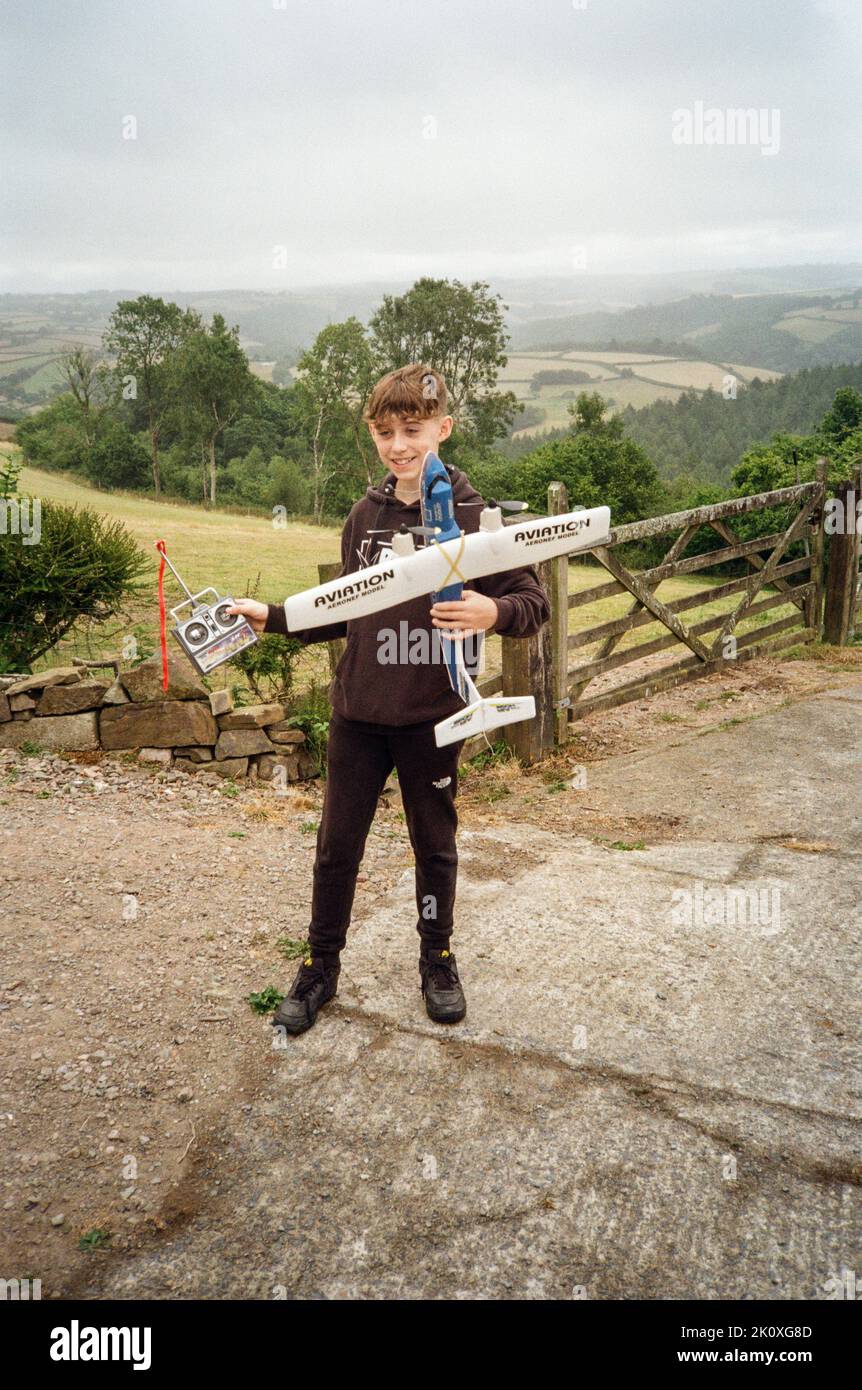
55;682;862;1300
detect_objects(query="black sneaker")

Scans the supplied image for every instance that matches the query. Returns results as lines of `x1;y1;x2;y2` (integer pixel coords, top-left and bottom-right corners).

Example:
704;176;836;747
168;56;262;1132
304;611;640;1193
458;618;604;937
272;954;340;1035
419;946;466;1024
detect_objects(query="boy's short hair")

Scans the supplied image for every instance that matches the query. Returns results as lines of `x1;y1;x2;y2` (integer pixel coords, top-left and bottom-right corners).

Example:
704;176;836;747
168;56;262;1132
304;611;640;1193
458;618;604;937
363;363;448;424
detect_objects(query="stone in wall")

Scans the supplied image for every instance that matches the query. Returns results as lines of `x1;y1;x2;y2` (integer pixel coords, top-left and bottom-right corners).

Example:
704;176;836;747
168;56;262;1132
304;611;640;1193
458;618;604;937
100;700;218;750
4;667;82;696
138;747;172;766
0;711;100;751
217;703;286;729
267;725;307;745
209;689;233;717
258;749;319;781
120;655;209;704
214;727;275;759
102;680;130;706
37;681;110;715
206;757;248;778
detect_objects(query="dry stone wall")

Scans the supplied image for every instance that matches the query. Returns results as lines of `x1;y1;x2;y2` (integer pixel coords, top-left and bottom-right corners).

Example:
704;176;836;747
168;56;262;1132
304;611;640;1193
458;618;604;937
0;655;318;783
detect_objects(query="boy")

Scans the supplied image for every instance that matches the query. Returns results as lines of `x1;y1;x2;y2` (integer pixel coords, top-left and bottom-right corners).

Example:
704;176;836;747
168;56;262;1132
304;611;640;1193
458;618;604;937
230;363;550;1034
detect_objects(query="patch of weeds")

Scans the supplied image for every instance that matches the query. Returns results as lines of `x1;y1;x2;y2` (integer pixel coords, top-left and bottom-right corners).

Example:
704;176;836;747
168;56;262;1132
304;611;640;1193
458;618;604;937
595;836;646;851
282;682;332;775
36;790;50;799
478;785;511;803
226;830;246;839
219;780;241;798
19;741;43;757
247;985;284;1015
78;1229;112;1252
658;713;682;723
543;777;568;793
465;739;513;773
694;699;711;711
276;936;311;961
300;820;318;834
718;717;746;729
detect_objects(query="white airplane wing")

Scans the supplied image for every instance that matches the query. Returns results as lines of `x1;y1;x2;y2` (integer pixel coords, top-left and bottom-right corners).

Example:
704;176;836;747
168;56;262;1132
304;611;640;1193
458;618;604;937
281;505;610;631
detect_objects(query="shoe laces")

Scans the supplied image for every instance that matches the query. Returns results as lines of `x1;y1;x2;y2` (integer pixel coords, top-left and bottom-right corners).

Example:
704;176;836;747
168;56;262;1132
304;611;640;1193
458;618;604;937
423;950;459;991
291;955;331;1001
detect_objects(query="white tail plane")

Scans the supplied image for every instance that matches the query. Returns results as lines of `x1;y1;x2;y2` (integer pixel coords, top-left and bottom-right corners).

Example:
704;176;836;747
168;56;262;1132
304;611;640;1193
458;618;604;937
433;661;536;748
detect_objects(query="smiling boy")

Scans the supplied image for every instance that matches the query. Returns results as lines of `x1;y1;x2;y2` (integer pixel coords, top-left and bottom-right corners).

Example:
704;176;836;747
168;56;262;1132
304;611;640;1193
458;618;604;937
230;363;550;1034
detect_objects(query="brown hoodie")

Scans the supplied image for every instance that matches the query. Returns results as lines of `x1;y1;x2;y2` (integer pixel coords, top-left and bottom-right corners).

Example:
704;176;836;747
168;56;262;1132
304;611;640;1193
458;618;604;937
264;463;551;725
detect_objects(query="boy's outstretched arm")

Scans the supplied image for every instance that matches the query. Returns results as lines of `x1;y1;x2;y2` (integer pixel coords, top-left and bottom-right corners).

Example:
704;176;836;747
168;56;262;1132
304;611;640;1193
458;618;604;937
228;518;352;644
263;519;352;643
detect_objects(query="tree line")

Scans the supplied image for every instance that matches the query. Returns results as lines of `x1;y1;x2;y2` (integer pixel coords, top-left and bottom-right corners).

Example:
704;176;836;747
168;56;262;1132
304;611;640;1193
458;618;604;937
12;278;862;537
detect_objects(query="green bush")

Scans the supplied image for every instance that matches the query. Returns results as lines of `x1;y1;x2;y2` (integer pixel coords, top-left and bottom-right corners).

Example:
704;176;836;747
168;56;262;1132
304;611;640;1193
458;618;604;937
0;499;151;673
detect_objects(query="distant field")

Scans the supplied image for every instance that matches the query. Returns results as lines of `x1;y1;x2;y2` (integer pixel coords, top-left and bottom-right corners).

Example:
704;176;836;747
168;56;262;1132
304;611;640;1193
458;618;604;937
774;316;846;343
504;347;782;437
725;361;783;383
560;350;679;364
635;360;735;390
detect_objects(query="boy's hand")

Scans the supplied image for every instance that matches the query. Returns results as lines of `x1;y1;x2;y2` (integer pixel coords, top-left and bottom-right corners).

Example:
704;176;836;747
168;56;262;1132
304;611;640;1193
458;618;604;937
430;590;498;638
225;598;269;634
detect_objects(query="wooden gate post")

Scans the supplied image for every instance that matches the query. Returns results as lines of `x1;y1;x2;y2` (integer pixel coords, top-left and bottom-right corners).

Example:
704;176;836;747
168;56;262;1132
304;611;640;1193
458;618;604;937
806;458;828;637
547;481;570;746
823;467;862;645
500;484;560;765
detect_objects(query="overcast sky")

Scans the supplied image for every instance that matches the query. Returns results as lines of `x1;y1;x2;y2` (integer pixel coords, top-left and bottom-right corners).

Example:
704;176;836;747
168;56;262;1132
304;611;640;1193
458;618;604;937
1;0;860;292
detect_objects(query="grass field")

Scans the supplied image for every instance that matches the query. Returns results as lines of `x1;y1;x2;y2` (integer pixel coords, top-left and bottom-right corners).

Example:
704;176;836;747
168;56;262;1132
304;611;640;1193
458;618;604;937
9;457;342;693
774;316;846;343
7;452;806;705
501;347;782;438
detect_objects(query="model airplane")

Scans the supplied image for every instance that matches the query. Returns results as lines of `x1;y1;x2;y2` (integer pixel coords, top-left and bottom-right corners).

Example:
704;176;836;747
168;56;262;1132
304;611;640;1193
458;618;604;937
280;452;611;747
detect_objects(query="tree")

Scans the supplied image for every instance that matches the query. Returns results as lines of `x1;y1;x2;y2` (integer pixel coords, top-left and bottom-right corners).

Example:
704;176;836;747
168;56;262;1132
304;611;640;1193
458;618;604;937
84;420;151;491
293;319;376;520
58;345;110;462
264;454;311;515
15;393;89;474
368;277;520;446
517;420;662;526
820;387;862;444
174;314;260;505
104;295;197;497
569;391;625;438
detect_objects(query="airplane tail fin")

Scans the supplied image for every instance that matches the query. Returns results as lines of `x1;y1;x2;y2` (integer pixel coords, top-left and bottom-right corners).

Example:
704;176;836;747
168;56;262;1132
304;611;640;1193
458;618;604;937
433;689;536;748
434;636;535;747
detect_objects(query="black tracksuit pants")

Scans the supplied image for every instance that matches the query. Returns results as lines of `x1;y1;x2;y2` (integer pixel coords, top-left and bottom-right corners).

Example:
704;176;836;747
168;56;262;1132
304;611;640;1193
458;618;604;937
309;711;464;957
